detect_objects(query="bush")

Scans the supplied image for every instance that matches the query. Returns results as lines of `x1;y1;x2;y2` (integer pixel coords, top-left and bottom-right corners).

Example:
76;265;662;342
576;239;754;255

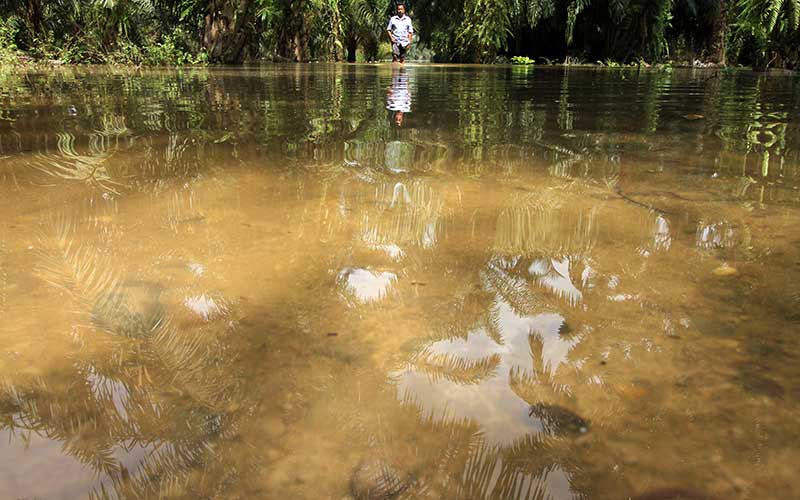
0;16;20;64
597;58;622;67
107;29;207;66
144;28;206;65
510;55;535;65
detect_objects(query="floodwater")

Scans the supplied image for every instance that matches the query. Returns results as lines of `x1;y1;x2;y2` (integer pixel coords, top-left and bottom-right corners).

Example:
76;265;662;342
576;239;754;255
0;64;798;500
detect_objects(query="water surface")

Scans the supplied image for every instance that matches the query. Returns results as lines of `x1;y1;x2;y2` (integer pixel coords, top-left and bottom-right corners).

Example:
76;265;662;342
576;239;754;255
0;64;799;499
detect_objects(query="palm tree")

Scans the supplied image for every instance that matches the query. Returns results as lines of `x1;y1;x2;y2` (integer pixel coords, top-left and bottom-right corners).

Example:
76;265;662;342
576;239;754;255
342;0;386;62
203;0;254;62
735;0;800;66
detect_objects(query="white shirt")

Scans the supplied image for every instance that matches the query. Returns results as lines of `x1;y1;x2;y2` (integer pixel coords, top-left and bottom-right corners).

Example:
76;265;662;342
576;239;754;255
387;15;414;47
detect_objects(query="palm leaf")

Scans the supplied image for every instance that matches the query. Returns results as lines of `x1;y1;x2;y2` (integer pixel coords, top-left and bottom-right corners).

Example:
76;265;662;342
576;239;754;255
411;349;502;385
29;132;122;194
36;214;125;318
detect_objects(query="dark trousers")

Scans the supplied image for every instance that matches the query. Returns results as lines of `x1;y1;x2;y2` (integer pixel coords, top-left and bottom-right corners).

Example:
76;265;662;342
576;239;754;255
392;43;408;61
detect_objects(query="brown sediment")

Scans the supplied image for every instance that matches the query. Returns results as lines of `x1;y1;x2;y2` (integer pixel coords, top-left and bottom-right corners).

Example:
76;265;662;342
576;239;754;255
0;65;798;500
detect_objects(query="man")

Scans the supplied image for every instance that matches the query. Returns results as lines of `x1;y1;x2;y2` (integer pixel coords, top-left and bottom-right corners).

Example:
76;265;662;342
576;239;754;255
387;4;413;64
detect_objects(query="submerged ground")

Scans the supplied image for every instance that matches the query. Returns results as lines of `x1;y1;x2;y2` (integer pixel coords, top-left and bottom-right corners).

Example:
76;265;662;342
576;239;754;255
0;65;798;500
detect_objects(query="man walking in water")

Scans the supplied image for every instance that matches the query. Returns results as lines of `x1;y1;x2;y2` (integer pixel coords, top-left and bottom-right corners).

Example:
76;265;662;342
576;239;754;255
387;4;413;63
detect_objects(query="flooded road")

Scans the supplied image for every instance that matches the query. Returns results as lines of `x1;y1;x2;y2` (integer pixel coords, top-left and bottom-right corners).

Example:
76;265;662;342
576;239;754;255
0;64;798;499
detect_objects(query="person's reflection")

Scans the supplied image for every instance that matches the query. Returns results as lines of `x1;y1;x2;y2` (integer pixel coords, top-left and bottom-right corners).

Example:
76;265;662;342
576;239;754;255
386;67;411;127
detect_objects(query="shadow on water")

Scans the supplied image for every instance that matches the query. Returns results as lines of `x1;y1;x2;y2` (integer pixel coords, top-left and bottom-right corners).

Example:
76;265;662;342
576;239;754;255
0;65;799;499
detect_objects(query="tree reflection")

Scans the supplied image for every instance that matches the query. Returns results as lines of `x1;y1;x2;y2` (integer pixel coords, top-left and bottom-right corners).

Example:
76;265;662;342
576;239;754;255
0;208;252;498
339;177;700;499
0;65;798;499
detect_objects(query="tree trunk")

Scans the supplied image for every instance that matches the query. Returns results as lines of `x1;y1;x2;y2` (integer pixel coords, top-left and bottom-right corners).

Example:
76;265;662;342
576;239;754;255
346;36;357;63
710;0;727;65
363;36;378;62
204;0;253;64
294;29;310;62
278;0;310;62
103;15;118;51
25;0;42;34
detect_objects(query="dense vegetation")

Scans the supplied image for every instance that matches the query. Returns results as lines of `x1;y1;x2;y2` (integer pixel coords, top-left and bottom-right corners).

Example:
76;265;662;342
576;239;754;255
0;0;798;67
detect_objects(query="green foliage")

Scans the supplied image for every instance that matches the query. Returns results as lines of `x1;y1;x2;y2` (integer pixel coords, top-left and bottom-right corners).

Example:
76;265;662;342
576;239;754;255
456;0;512;60
110;29;205;65
0;0;798;67
511;55;535;65
0;16;20;63
565;0;591;46
253;0;393;62
734;0;800;66
342;0;387;60
654;62;674;72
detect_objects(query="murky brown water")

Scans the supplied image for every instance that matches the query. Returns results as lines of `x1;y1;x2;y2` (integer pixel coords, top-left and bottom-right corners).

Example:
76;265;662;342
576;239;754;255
0;64;799;499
